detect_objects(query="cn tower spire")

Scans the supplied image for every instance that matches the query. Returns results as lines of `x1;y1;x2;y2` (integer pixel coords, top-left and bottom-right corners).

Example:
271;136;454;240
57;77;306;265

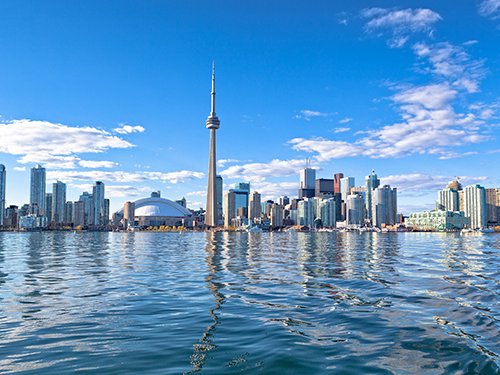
205;63;220;227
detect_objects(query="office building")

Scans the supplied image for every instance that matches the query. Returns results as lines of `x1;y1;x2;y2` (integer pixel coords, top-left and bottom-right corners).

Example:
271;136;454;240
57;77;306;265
224;190;236;227
340;177;355;202
93;181;105;225
372;185;397;227
315;178;334;198
299;164;316;199
248;191;261;222
45;194;53;223
0;164;5;227
464;184;487;229
277;195;290;206
486;188;499;224
30;165;46;216
334;173;344;194
52;181;66;223
365;170;380;221
205;64;220;227
235;182;250;192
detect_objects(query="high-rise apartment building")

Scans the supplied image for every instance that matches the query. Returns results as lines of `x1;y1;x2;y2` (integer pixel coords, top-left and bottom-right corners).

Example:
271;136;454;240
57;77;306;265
277;195;290;206
248;191;261;222
52;181;66;223
340;177;355;202
365;170;380;222
319;198;336;228
216;175;223;224
372;185;397;227
224;190;236;227
73;201;85;227
30;165;46;216
45;193;53;223
346;194;365;226
438;188;459;212
64;201;74;223
93;181;105;225
79;192;94;225
104;198;110;225
298;198;314;227
270;204;283;228
464;184;487;229
124;201;135;227
0;164;5;227
485;188;499;224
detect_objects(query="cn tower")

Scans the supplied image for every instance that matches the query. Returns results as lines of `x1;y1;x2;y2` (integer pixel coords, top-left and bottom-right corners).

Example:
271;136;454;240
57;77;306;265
205;63;220;227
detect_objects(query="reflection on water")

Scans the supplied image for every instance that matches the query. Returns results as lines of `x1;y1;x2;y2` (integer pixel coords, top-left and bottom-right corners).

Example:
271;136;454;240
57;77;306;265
0;231;499;374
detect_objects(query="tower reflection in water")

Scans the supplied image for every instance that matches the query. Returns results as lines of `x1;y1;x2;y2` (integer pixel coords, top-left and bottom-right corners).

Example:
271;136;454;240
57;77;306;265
186;232;225;374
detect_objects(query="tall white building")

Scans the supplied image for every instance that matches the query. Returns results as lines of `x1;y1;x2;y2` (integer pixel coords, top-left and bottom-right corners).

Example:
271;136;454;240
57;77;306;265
248;191;261;223
30;165;46;216
340;177;355;202
365;170;380;222
464;184;487;229
93;181;105;225
0;164;5;227
372;185;397;227
438;188;459;212
52;181;66;223
300;167;316;189
298;198;314;227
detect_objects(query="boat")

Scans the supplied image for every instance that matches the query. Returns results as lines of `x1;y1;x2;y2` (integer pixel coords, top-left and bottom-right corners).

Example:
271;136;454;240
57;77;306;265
246;226;263;233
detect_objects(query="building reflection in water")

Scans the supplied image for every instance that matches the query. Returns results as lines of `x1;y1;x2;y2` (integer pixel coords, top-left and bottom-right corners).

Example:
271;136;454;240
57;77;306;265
186;232;225;374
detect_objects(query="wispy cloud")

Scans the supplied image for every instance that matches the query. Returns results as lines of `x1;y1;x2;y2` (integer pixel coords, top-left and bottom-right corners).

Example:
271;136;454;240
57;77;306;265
0;119;133;169
220;159;308;182
48;170;204;184
332;127;351;133
78;160;119;168
13;167;26;171
217;159;239;167
296;110;337;121
380;173;487;192
69;184;153;198
251;181;300;201
478;0;500;18
339;117;353;124
113;124;145;134
362;8;442;48
186;190;207;197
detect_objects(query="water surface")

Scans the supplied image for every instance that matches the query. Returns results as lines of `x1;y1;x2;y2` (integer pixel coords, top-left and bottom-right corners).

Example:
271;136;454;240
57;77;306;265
0;231;499;374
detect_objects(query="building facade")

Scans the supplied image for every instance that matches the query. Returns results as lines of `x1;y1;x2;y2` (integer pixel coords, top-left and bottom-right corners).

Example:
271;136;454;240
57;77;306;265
248;191;261;223
93;181;105;225
464;184;487;229
30;165;46;216
52;181;66;223
346;194;365;226
224;190;236;227
406;211;469;230
372;185;397;227
365;170;380;222
0;164;5;227
438;188;459;212
298;198;314;227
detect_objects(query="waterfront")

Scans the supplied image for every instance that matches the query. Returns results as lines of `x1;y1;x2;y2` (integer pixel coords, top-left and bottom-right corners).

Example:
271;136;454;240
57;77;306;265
0;232;499;374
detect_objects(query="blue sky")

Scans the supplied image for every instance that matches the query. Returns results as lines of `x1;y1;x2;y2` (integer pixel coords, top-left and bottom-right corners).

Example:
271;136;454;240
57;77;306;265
1;0;499;214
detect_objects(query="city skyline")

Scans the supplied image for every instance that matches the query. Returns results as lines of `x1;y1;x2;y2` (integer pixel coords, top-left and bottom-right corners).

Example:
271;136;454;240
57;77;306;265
0;1;500;215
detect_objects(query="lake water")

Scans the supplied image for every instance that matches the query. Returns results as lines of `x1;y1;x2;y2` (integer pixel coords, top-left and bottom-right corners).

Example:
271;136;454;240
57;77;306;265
0;231;499;374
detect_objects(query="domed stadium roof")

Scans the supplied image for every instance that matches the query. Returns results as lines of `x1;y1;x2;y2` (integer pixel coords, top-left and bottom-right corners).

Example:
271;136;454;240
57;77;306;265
116;197;192;217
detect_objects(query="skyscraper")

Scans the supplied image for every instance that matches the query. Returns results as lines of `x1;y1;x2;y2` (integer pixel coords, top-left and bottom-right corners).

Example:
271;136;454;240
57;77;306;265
45;193;53;224
346;194;365;226
464;184;487;229
205;63;220;227
438;188;459;212
52;181;66;223
365;170;380;222
79;192;94;225
372;185;397;227
333;173;344;194
224;190;236;227
298;198;314;227
0;164;5;227
93;181;105;225
299;161;316;199
340;177;355;202
248;191;261;223
30;165;46;216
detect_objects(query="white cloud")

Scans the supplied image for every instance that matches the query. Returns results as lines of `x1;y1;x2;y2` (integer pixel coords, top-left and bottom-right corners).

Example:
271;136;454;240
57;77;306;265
13;167;26;171
380;173;487;192
69;184;152;198
220;159;308;182
251;181;300;201
362;8;442;47
78;160;119;168
296;110;337;121
392;84;457;109
412;42;487;93
217;159;239;167
186;190;207;197
113;125;145;134
339;117;353;124
47;170;204;184
478;0;500;18
332;127;351;133
0;119;134;168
